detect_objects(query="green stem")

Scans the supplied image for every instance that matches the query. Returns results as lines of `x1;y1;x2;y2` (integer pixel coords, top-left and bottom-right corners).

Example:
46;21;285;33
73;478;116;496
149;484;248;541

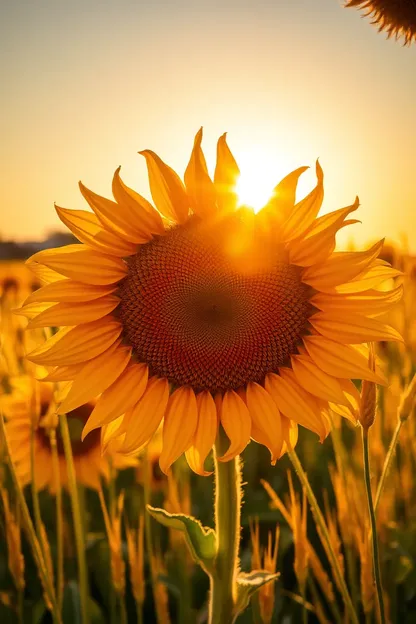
0;415;61;624
209;428;241;624
330;418;359;611
119;594;128;624
50;430;64;612
136;600;143;624
60;413;90;624
143;448;165;624
374;419;402;513
107;465;117;624
288;449;359;624
30;422;44;551
361;429;386;624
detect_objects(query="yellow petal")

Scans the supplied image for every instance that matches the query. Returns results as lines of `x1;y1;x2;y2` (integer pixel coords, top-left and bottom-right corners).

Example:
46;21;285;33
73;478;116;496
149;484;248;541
41;364;84;381
112;167;165;235
334;264;404;294
184;128;216;219
121;377;169;455
159;387;198;474
101;416;126;453
214;133;240;213
55;206;139;256
23;279;117;305
79;181;150;244
82;363;149;439
280;416;299;456
303;335;387;384
311;285;403;317
262;166;309;224
140;150;189;223
265;371;326;440
218;390;251;462
26;261;63;284
57;341;131;414
246;382;283;462
27;318;122;366
289;198;359;266
15;301;53;320
302;239;384;289
291;354;348;405
281;160;324;242
310;312;403;343
185;390;218;476
27;296;119;329
29;245;127;285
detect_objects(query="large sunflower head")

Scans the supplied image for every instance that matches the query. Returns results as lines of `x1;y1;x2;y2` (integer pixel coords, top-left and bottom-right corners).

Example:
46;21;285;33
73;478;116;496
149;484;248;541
2;376;137;491
345;1;416;45
22;129;402;475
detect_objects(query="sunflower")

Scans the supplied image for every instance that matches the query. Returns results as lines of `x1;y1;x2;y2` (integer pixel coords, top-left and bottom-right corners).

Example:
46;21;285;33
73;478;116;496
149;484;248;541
345;1;416;45
21;129;402;476
2;376;137;491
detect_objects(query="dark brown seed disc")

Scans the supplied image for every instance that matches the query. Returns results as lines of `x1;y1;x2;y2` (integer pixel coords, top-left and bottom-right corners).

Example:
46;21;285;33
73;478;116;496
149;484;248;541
118;212;313;393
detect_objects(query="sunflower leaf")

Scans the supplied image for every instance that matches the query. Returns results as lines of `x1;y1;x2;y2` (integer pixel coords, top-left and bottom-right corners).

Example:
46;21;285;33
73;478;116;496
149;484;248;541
146;505;216;572
235;570;280;614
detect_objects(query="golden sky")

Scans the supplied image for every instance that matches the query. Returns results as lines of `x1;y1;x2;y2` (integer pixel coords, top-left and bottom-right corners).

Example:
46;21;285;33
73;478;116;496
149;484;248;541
1;0;416;250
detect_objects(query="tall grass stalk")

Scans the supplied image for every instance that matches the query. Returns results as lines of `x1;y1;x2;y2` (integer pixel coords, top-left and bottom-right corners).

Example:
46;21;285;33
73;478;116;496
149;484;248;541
361;429;386;624
60;413;90;624
374;419;402;513
288;449;359;624
49;429;64;611
0;415;61;624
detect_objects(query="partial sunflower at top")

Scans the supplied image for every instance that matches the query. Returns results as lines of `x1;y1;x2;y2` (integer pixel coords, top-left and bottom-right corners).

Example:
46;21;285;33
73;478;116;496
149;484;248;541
345;1;416;45
21;129;403;475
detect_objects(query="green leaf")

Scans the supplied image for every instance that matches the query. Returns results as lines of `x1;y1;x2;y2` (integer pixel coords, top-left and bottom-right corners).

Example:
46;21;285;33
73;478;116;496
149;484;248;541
146;505;216;572
235;570;280;615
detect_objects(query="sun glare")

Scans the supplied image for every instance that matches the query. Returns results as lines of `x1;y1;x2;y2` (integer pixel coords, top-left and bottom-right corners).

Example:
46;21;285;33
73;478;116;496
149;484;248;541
235;147;285;213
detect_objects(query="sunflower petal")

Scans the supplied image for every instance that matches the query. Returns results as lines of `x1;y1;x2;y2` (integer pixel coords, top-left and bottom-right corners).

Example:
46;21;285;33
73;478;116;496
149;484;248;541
214;133;240;213
265;371;327;440
140;150;189;223
121;377;169;455
281;160;324;241
310;311;403;343
26;262;63;284
27;319;122;366
23;280;117;305
79;182;150;243
334;264;404;294
291;354;348;405
112;168;165;235
185;390;218;476
184;128;216;219
28;245;127;285
27;296;119;329
303;335;387;384
57;341;131;413
280;416;299;456
246;382;283;462
289;198;359;266
55;206;139;255
159;387;198;474
39;364;84;381
218;390;251;462
311;285;403;317
263;166;309;223
302;239;384;288
82;363;149;439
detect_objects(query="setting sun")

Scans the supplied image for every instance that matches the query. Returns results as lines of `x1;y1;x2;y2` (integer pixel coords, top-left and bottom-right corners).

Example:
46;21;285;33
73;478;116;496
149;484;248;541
235;147;286;212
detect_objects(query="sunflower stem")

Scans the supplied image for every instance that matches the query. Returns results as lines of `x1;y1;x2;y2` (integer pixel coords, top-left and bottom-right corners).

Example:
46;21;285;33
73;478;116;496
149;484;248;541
288;449;359;624
374;419;402;513
60;413;90;624
209;427;241;624
30;422;44;553
143;448;166;624
361;429;386;624
49;429;64;612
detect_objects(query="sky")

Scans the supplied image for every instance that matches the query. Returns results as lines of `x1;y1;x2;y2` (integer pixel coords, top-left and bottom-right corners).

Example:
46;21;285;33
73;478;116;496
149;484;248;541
1;0;416;250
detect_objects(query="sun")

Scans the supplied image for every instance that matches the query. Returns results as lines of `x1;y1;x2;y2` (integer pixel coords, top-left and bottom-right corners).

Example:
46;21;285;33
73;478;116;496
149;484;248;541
235;147;286;212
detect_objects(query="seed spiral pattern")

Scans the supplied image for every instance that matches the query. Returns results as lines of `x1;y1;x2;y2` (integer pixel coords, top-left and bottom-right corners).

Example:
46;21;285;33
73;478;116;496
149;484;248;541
118;213;313;393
